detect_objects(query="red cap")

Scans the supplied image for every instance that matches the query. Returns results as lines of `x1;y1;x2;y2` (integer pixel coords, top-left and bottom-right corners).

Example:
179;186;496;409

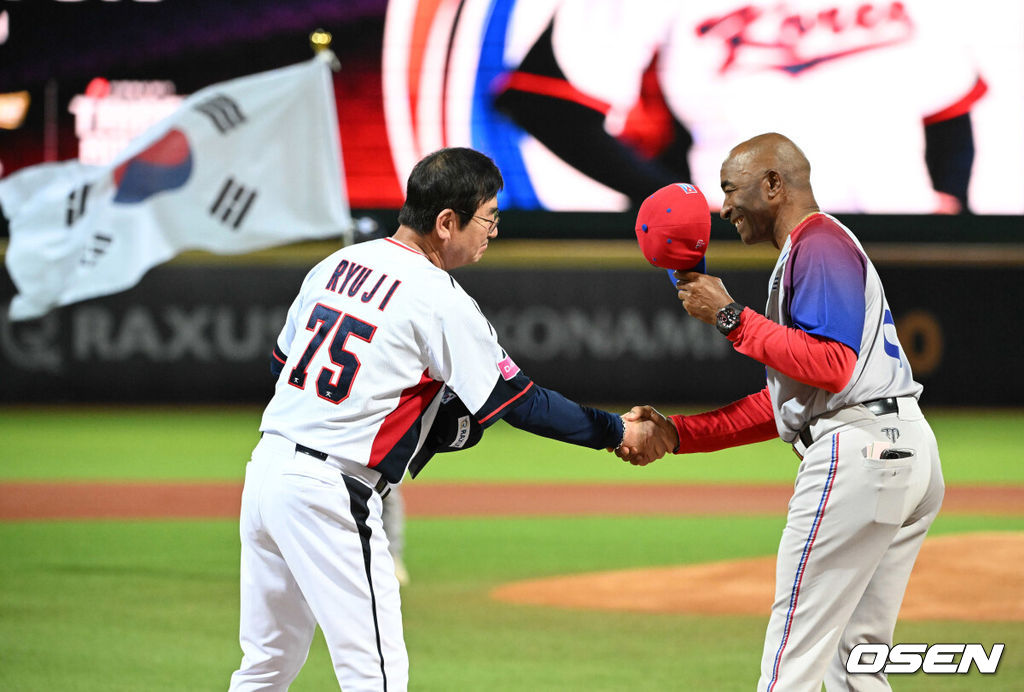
635;183;710;272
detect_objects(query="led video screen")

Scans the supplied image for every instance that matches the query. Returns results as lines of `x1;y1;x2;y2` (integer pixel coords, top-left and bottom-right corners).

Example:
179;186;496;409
2;0;1022;215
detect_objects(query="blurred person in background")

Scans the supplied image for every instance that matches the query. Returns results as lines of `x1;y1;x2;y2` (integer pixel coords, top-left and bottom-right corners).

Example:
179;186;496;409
495;0;987;214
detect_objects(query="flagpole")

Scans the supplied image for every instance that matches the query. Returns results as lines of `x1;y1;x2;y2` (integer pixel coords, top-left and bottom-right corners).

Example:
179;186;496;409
309;26;360;249
310;29;341;72
43;79;59;161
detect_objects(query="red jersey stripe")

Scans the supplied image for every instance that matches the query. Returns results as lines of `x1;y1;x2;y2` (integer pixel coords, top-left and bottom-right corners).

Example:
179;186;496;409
368;371;443;469
479;381;536;424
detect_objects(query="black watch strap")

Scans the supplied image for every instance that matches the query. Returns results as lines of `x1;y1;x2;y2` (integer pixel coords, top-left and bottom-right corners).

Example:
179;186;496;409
715;302;745;336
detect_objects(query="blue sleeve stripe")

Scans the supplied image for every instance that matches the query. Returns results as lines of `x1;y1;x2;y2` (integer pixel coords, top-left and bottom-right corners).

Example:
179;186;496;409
270;346;288;377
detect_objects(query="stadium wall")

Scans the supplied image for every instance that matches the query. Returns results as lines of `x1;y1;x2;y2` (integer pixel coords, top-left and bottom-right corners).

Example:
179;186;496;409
2;231;1020;405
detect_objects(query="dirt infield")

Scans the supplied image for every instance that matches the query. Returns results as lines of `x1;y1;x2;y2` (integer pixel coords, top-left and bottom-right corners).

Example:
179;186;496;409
2;481;1023;520
491;532;1024;622
2;481;1020;622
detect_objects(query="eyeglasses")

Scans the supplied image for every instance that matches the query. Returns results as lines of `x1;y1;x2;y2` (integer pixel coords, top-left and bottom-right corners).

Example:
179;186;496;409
457;210;500;232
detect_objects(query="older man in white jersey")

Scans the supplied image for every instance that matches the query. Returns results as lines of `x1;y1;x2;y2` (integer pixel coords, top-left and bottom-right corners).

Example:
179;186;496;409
618;133;945;691
228;147;666;691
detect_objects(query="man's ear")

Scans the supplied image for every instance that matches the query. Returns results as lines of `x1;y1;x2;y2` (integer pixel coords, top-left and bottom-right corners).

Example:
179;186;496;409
434;208;459;241
763;170;783;199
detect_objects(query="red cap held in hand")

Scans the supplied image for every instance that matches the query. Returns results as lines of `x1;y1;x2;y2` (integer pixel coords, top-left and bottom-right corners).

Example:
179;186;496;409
635;183;710;273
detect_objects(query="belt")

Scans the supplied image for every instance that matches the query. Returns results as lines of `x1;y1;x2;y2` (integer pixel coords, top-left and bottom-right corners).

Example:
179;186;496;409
797;397;900;449
295;443;391;499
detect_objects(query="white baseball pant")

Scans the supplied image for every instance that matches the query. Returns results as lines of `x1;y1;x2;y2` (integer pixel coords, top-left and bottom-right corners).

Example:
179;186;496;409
228;433;407;691
758;397;944;692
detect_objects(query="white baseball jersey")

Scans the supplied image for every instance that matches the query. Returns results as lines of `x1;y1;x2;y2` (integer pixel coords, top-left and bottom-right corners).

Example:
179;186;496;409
236;235;544;691
260;237;533;483
763;213;922;442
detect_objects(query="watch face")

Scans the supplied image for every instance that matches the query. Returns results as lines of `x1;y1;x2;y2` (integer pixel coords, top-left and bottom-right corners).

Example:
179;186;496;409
716;305;741;335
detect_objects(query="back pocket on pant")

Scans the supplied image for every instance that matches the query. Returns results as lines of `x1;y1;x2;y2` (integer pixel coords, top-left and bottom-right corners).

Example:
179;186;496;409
864;452;915;525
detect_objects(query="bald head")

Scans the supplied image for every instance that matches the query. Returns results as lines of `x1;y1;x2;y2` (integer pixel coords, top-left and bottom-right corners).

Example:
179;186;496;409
719;133;820;249
727;133;813;193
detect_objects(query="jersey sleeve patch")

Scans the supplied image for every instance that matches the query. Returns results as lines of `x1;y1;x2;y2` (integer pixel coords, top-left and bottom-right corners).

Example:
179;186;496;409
785;222;866;353
497;355;521;380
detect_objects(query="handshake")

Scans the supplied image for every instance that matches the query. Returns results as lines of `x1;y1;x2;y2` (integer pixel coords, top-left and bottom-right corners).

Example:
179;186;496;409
611;405;681;466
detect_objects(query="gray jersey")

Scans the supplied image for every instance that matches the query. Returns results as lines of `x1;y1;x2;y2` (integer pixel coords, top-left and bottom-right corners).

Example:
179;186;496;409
765;213;922;442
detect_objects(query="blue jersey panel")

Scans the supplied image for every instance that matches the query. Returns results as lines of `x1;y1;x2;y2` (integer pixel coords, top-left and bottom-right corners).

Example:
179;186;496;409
786;223;866;353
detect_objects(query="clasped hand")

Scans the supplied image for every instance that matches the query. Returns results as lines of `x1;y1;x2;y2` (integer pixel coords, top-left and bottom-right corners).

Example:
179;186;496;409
612;405;680;466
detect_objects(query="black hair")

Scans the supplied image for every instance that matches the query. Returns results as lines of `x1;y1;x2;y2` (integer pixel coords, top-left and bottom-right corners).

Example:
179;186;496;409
397;147;503;234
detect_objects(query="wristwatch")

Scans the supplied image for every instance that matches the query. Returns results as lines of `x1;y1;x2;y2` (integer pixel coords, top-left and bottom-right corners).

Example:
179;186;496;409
715;302;745;336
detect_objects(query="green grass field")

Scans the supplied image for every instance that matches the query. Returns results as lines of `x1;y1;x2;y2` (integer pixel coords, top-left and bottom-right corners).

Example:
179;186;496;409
1;406;1022;691
2;405;1022;485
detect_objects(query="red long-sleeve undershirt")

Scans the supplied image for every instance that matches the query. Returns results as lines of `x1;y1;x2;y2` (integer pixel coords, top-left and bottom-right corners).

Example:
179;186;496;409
670;308;857;453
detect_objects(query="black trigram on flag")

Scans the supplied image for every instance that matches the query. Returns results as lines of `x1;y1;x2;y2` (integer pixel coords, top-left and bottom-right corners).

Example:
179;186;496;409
66;184;91;226
210;177;258;230
194;94;246;134
80;232;112;266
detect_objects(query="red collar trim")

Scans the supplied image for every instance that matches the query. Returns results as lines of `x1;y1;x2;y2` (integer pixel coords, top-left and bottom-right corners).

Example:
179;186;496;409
790;212;827;243
385;237;425;256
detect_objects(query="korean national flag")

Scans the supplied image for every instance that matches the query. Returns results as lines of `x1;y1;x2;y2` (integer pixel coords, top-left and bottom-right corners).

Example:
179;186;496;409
0;51;353;321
